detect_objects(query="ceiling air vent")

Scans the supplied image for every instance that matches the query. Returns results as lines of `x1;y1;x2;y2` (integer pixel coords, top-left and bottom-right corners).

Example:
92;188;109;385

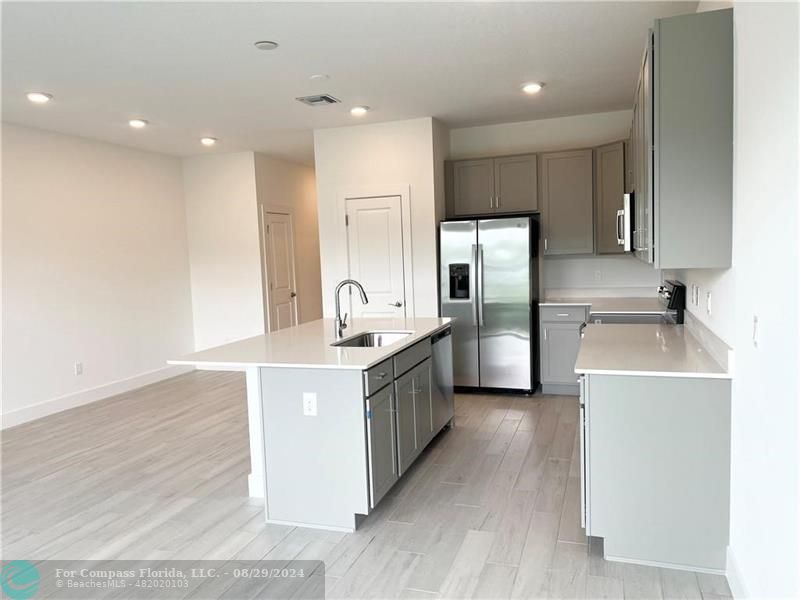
295;93;341;107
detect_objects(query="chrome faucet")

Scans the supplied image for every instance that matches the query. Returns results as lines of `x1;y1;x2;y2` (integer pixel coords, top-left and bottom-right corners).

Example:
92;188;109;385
334;279;369;338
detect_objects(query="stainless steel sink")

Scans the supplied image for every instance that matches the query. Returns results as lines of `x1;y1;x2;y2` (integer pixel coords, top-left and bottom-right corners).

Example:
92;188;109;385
332;331;412;348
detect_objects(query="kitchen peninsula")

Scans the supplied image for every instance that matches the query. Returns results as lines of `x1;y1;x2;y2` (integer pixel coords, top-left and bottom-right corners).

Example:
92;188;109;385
170;317;453;531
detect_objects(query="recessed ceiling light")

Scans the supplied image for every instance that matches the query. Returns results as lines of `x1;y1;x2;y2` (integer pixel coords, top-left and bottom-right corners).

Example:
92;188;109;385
350;106;370;117
200;137;217;147
521;82;544;95
128;119;148;129
254;40;279;51
26;92;52;104
310;74;330;81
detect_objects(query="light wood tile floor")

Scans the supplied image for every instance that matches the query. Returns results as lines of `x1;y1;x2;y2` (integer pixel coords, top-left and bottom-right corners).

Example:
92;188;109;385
1;371;732;599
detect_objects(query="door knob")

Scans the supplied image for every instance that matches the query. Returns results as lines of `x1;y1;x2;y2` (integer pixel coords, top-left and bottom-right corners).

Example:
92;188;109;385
290;291;297;298
388;301;403;307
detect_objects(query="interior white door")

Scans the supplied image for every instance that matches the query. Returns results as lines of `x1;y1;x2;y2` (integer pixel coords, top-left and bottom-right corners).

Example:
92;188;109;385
263;211;298;331
345;196;406;318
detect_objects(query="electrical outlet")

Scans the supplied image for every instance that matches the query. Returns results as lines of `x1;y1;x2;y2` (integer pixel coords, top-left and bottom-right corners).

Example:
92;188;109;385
302;392;317;417
706;291;712;315
74;362;83;376
593;270;602;282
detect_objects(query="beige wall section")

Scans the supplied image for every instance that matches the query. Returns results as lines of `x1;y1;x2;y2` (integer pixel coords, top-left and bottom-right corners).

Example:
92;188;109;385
182;152;264;350
1;124;195;426
314;117;442;317
253;153;322;324
449;110;632;159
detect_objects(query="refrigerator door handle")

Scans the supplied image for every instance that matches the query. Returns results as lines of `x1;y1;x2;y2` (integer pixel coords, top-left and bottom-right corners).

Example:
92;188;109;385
471;244;479;326
477;244;485;327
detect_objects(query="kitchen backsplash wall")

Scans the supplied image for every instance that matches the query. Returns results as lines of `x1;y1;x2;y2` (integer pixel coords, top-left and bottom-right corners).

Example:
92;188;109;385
544;255;661;295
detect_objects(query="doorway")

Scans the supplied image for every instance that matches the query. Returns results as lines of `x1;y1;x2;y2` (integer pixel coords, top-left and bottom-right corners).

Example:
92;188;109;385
261;210;298;331
345;195;408;319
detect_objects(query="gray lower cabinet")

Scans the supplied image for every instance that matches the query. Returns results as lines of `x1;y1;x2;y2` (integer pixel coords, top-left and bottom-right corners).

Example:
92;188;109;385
394;368;419;476
540;308;588;395
594;141;626;255
540;149;594;255
394;358;433;475
365;384;398;508
449;154;537;216
413;358;434;449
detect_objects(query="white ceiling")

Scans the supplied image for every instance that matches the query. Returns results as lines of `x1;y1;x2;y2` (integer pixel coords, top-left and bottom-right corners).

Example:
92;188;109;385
2;2;697;165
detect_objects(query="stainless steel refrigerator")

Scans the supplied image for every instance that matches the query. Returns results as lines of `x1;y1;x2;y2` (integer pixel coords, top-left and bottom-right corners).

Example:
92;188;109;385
439;216;539;393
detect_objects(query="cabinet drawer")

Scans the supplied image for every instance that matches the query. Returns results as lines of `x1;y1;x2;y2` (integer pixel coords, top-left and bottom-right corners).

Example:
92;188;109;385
541;306;589;322
393;339;432;376
364;358;394;397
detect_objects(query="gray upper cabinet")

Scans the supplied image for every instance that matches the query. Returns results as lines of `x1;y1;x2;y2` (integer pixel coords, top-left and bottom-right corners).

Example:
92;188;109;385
594;141;626;255
449;154;537;216
540;149;594;255
453;159;495;216
629;9;733;269
366;385;398;508
493;155;538;212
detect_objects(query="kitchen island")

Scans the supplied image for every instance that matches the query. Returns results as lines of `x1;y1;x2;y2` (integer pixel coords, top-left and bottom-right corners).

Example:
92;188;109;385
575;323;731;572
170;317;453;531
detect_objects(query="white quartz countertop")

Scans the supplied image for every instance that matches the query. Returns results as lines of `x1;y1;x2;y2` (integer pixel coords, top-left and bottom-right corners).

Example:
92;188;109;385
542;296;665;314
575;324;730;379
169;317;451;371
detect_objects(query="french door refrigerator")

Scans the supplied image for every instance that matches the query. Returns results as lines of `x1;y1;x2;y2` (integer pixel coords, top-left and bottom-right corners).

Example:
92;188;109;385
439;216;539;393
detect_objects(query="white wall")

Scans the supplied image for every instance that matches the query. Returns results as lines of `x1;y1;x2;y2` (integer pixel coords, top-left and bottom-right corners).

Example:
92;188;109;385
182;152;264;350
1;124;195;426
314;117;442;317
254;153;322;324
449;109;632;159
723;3;799;597
451;110;660;294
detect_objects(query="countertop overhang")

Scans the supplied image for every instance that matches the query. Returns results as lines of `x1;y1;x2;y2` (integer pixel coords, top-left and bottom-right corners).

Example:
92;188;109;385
575;323;730;379
169;317;452;371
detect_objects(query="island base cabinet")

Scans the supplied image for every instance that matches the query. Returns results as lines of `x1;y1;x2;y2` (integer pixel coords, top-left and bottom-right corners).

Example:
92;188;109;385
585;374;731;571
366;385;399;508
395;358;433;476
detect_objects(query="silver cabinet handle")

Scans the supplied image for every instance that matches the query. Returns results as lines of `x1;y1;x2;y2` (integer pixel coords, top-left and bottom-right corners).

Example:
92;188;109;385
489;195;494;209
544;238;548;252
557;313;570;317
496;195;501;209
375;372;388;379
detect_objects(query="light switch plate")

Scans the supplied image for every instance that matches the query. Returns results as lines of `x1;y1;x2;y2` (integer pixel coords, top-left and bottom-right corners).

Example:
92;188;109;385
302;392;317;416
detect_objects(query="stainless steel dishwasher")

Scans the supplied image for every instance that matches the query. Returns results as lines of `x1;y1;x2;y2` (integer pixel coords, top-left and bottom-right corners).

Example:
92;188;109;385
431;327;455;430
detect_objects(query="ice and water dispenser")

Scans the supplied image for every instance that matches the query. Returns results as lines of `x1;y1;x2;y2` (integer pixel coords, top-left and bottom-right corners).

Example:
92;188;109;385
448;263;470;299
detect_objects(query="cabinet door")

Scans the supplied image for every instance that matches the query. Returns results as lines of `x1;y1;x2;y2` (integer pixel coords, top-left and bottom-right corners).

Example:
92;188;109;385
493;154;538;213
413;359;434;449
634;39;654;265
540;150;594;255
453;159;495;216
395;369;420;475
540;322;583;384
366;386;398;508
594;142;625;254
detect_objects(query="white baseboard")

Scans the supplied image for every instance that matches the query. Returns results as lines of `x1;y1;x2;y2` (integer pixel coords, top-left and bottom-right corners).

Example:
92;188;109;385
726;546;748;599
1;365;195;429
604;554;726;575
